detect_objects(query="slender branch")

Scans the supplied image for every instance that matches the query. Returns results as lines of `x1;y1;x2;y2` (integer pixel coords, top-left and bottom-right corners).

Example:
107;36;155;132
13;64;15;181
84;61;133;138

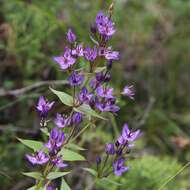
158;161;190;190
71;123;90;142
0;80;68;97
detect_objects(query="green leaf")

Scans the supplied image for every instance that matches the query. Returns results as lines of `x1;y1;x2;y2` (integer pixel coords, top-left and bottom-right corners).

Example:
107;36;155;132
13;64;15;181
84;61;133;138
50;88;73;106
59;148;85;161
40;128;49;136
47;172;70;180
23;172;42;180
26;186;36;190
18;138;43;151
65;143;86;151
83;168;97;177
100;177;122;186
61;178;71;190
74;104;106;120
95;66;106;73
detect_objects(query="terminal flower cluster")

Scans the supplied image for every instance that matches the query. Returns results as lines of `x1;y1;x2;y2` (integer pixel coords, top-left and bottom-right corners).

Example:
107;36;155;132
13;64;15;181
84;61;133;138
23;6;140;190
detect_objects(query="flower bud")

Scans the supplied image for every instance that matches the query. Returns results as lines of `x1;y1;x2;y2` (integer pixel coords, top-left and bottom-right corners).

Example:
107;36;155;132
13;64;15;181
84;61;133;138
72;112;83;124
90;23;97;34
96;156;102;165
106;60;113;70
105;143;115;155
116;149;123;156
66;29;76;43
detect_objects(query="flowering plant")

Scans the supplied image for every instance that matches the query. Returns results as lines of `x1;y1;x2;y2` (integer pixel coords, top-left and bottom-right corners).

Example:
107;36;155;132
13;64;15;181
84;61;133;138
20;3;140;190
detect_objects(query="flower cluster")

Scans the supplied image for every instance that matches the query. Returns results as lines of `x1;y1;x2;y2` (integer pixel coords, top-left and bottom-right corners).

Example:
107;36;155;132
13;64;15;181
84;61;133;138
23;6;140;190
102;124;140;176
26;121;67;169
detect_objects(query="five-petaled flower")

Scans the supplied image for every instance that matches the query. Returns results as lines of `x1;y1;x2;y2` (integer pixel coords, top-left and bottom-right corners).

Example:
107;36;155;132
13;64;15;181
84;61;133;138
51;155;68;169
121;85;135;100
113;158;129;176
117;123;141;145
36;96;54;118
54;113;68;128
96;85;114;99
68;71;84;86
45;128;65;154
26;150;49;165
53;48;76;71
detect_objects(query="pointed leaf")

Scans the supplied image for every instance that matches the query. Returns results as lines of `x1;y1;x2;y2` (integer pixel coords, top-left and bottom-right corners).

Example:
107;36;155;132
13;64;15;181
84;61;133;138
26;186;36;190
74;104;106;120
23;172;42;180
95;66;106;73
61;178;71;190
47;172;70;180
65;143;86;151
18;138;43;151
100;177;122;186
83;168;97;177
50;88;73;106
59;148;85;161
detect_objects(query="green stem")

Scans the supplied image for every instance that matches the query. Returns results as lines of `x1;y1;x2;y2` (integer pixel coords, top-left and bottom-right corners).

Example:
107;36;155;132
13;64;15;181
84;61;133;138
158;161;190;190
73;86;75;106
71;123;90;142
100;154;109;177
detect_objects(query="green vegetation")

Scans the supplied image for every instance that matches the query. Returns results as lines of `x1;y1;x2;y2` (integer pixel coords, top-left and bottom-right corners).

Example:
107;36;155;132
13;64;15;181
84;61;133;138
0;0;190;189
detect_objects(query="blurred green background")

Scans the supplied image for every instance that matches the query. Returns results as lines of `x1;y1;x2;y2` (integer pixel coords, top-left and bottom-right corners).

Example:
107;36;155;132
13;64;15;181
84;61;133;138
0;0;190;189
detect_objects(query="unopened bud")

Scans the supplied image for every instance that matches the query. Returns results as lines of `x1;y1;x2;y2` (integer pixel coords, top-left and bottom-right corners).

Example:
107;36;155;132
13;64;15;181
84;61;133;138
96;156;101;165
90;23;97;34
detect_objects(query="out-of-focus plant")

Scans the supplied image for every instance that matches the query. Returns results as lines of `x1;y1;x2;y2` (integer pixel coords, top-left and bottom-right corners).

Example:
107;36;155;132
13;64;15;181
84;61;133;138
98;155;189;190
19;3;141;189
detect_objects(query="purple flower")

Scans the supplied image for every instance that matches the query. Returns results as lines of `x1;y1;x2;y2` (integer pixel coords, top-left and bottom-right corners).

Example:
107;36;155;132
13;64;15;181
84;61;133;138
45;128;65;154
113;158;129;176
118;124;140;145
54;113;68;128
26;150;49;165
105;143;115;155
78;87;93;104
96;98;120;113
68;71;84;87
104;50;119;60
46;185;55;190
96;11;105;25
68;71;84;86
96;156;102;165
89;72;106;89
52;155;68;169
84;46;97;62
72;44;84;57
72;112;83;124
36;96;54;117
53;48;76;71
121;85;135;100
96;85;114;98
99;47;119;61
66;29;76;43
95;11;115;37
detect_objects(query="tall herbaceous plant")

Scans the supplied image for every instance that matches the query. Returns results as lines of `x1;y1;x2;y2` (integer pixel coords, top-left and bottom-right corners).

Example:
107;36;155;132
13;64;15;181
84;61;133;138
20;3;140;190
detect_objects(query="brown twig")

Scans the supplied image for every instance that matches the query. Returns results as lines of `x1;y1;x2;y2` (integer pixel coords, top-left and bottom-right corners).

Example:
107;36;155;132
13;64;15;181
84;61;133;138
0;80;68;97
0;125;39;135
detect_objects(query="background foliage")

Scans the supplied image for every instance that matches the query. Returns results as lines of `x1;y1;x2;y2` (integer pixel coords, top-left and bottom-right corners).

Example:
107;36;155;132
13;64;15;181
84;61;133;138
0;0;190;189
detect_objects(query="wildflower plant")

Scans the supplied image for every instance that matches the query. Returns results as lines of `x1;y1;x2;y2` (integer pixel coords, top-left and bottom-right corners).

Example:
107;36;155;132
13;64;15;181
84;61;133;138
20;3;140;190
